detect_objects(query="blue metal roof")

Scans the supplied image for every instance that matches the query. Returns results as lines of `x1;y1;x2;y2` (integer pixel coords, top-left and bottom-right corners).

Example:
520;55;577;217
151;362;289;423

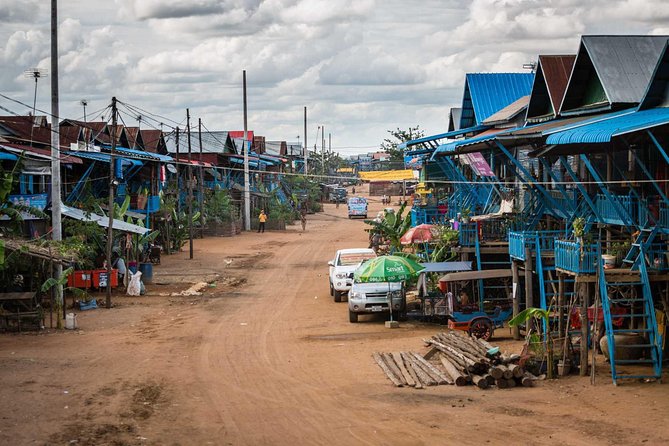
101;146;173;162
0;151;18;161
546;107;669;144
65;151;143;168
460;73;535;128
399;124;488;150
431;130;505;160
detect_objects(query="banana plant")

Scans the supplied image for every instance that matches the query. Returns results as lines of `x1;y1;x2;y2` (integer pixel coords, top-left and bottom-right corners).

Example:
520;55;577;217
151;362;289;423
364;201;411;253
40;266;87;329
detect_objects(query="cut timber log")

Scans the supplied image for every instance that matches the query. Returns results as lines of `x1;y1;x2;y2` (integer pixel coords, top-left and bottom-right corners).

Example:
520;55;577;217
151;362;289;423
381;353;407;386
445;332;489;357
373;352;403;387
489;366;504;380
501;365;514;380
423;346;439;360
439;355;469;386
391;352;416;387
519;372;536;387
411;352;452;385
400;353;423;389
496;378;509;389
508;363;524;378
506;378;517;388
402;352;436;386
471;374;490;389
485;374;496;387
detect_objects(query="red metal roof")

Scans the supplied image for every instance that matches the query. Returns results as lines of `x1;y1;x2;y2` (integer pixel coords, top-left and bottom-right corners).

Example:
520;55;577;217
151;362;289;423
539;55;576;114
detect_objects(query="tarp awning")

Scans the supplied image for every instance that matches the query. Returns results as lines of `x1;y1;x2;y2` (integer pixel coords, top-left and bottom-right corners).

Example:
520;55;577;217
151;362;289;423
0;151;18;161
439;269;512;282
419;261;472;273
358;170;417;181
61;205;147;234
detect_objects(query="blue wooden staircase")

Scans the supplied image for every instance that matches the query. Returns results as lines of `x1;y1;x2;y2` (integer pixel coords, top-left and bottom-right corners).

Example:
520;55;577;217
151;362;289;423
598;247;663;385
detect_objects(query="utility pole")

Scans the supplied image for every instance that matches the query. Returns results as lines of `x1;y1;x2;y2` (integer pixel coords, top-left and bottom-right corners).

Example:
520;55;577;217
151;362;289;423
328;132;331;179
175;127;180;213
243;70;251;231
105;97;117;309
187;109;193;259
303;106;308;176
50;0;63;322
321;125;325;176
198;118;205;238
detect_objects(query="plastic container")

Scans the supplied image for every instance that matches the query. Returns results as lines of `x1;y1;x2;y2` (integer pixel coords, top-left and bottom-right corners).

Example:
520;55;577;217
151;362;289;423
139;263;153;284
602;254;617;269
65;313;77;330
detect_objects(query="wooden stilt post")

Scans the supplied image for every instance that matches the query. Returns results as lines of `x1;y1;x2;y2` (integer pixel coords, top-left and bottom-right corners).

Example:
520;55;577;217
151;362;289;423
579;280;589;376
558;273;565;338
511;260;520;340
524;246;534;332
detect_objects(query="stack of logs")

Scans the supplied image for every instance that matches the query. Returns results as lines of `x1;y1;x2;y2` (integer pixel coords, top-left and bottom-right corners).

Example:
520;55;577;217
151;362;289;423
373;331;538;389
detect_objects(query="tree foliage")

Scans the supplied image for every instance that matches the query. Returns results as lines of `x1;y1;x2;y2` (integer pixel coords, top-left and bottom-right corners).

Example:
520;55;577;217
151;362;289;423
380;126;425;164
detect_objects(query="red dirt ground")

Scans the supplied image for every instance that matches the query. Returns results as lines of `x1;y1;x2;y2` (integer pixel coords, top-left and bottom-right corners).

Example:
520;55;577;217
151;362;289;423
1;185;667;445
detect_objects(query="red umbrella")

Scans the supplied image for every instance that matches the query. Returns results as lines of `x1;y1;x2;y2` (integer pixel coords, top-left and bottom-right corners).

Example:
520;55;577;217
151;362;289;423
400;224;436;245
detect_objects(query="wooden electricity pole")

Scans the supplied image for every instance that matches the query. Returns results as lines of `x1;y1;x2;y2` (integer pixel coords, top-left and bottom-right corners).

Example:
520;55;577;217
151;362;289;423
187;109;193;259
105;97;117;309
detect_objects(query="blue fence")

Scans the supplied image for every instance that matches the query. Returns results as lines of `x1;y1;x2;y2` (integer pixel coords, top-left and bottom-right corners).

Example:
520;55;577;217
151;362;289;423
411;207;449;226
509;230;564;260
555;240;598;274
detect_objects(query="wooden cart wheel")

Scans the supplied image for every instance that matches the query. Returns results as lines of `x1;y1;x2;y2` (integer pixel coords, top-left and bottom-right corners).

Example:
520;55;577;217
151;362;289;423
469;318;493;340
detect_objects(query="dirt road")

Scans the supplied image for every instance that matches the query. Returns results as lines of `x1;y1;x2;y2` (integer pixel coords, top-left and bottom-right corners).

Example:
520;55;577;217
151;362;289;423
1;188;668;445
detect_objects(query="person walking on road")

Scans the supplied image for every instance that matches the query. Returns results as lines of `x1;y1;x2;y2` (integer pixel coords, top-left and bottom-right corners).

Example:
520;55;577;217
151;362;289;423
300;211;307;232
258;209;267;233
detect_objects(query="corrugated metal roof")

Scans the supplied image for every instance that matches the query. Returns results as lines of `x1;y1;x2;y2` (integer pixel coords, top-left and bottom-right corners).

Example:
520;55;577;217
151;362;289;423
448;108;462;131
546;107;669;144
639;40;669;110
399;124;488;150
482;95;530;125
560;35;669;115
526;55;576;123
431;128;507;159
61;204;147;235
459;73;534;128
165;131;233;154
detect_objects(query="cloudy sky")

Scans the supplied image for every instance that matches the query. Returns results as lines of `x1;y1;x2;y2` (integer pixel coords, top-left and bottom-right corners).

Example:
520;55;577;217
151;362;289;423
1;0;668;156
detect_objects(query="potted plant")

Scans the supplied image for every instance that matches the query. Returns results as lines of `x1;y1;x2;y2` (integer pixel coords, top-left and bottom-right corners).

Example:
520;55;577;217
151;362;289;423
136;186;149;210
572;217;586;242
608;240;631;267
460;207;471;224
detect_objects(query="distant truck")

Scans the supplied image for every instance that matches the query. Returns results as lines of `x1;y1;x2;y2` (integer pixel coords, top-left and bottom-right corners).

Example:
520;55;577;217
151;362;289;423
347;197;368;219
329;187;347;203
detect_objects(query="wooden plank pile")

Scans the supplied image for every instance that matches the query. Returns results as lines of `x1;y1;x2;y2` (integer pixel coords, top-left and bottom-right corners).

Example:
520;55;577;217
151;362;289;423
373;331;540;389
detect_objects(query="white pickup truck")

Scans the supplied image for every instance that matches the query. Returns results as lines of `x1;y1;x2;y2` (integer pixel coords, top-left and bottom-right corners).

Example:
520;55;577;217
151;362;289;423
327;248;376;302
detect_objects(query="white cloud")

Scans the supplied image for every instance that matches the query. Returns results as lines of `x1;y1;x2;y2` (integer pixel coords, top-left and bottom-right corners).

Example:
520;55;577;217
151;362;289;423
0;0;666;153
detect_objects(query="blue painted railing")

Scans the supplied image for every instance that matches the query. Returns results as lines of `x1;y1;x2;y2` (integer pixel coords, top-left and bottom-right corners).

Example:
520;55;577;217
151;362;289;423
459;223;477;247
647;243;669;271
509;230;564;260
660;202;669;228
411;207;449;226
555;240;598;274
595;193;636;225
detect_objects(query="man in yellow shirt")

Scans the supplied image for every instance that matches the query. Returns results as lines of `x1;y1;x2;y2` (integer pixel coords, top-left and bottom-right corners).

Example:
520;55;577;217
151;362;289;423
258;209;267;233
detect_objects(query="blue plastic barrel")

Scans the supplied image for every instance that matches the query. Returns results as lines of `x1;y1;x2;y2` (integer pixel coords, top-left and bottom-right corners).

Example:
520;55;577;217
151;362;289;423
139;263;153;283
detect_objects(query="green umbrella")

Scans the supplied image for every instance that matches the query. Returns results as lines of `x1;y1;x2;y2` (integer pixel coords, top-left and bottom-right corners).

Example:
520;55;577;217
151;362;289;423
353;255;425;283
